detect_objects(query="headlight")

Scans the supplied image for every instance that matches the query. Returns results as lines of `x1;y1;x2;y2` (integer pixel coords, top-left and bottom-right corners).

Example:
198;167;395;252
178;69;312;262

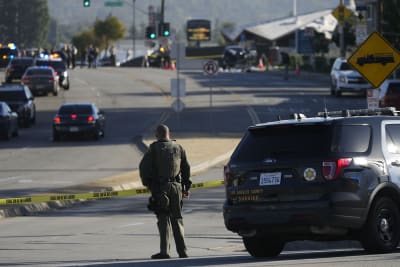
339;75;347;83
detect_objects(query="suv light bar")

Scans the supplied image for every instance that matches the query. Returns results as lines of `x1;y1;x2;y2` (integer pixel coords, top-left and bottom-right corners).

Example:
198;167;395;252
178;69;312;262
317;107;399;118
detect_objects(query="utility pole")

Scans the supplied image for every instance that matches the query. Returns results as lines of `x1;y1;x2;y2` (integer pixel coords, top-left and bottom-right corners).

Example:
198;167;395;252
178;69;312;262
376;0;382;33
339;0;345;57
132;0;136;59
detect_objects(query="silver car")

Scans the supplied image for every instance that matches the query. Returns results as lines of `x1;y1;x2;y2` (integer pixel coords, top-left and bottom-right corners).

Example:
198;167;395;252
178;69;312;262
21;66;59;96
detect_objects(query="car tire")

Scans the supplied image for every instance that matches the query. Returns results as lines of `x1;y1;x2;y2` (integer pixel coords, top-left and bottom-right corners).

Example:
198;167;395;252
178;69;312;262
63;80;70;90
5;124;12;140
360;197;400;254
93;130;100;140
13;126;18;137
243;236;284;258
24;118;31;128
53;131;60;142
335;87;342;97
330;80;336;96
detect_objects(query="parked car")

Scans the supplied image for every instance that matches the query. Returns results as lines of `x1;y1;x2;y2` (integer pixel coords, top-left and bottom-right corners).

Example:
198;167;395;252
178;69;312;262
223;107;400;258
379;79;400;109
220;45;257;72
0;43;19;68
52;103;105;141
34;58;70;90
4;57;35;83
21;66;59;96
0;101;18;140
0;84;36;127
330;57;371;96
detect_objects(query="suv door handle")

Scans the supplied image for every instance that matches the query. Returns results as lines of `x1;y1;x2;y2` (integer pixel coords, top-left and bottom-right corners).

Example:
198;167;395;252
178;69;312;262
391;160;400;167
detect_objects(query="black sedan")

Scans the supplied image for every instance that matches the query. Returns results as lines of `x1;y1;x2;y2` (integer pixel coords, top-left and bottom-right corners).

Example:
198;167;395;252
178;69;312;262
4;57;35;83
0;84;36;127
52;103;105;141
0;101;18;140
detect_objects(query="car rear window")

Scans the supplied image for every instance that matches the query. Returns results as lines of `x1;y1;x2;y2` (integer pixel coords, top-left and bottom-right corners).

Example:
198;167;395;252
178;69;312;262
0;90;27;101
11;59;33;65
59;105;93;115
231;123;371;162
385;124;400;153
331;125;371;153
36;60;65;70
26;69;52;76
231;124;333;162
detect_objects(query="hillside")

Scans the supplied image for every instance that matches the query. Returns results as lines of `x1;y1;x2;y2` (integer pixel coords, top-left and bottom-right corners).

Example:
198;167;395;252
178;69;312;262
48;0;338;31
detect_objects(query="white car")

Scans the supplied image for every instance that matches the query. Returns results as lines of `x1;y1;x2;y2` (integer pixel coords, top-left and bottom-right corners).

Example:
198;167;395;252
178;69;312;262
330;58;371;97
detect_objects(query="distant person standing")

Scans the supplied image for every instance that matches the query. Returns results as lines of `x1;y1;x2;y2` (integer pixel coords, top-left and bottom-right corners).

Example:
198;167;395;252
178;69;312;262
80;47;87;68
139;124;191;259
87;45;94;68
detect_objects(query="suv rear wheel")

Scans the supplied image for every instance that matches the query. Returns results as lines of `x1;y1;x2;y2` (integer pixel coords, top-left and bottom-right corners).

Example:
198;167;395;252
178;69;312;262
243;236;285;258
361;197;400;253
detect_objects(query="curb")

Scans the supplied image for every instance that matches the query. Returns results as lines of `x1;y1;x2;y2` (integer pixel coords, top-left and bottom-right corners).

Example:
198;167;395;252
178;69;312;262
0;137;233;218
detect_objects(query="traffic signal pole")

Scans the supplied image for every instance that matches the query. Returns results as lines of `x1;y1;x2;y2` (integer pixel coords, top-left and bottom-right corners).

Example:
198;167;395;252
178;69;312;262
161;0;165;23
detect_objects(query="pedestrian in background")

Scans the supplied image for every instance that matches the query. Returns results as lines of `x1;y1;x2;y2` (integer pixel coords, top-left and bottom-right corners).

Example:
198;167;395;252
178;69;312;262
139;124;191;259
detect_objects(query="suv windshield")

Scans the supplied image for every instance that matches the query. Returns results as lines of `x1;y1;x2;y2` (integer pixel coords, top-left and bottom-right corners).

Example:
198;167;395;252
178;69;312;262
339;62;352;71
0;90;27;101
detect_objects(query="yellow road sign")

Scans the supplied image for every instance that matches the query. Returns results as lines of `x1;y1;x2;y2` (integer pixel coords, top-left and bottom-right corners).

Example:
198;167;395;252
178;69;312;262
332;4;352;24
348;31;400;88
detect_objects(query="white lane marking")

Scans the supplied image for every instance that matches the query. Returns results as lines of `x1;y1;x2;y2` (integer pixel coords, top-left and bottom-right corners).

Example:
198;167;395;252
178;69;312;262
0;176;22;183
118;223;144;228
18;179;33;183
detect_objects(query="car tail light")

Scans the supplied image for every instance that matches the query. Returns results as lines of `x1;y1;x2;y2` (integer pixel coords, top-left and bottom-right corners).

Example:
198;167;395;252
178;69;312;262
49;77;55;81
54;116;61;124
71;114;77;120
322;158;352;180
87;115;95;123
22;77;29;83
224;165;233;186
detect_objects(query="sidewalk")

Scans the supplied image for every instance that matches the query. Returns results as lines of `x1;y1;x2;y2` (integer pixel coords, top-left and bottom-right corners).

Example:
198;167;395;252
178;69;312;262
78;134;241;191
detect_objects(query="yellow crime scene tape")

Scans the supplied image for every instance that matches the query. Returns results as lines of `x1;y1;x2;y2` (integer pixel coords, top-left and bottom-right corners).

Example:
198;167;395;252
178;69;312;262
0;180;225;206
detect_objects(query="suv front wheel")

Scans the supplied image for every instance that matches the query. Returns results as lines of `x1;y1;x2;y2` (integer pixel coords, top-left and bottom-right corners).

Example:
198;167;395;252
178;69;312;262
361;197;400;253
243;235;285;258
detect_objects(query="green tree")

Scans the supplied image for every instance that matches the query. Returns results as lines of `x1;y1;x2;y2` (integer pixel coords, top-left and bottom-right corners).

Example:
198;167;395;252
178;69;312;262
71;30;98;57
93;15;126;54
0;0;50;48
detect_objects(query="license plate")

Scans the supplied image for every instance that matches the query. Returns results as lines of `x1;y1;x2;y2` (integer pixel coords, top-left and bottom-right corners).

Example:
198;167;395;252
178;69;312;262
259;172;281;186
69;126;79;132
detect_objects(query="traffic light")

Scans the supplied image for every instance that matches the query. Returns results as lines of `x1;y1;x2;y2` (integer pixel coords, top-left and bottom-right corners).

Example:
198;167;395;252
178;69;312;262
83;0;90;7
146;26;157;39
159;22;170;37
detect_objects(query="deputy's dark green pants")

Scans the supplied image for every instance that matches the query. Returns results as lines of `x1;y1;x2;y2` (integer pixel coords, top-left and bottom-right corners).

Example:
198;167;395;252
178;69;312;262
156;182;187;256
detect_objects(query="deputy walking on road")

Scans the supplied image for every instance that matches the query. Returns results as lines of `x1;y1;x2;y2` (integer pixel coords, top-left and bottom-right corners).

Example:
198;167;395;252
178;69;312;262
139;124;192;259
